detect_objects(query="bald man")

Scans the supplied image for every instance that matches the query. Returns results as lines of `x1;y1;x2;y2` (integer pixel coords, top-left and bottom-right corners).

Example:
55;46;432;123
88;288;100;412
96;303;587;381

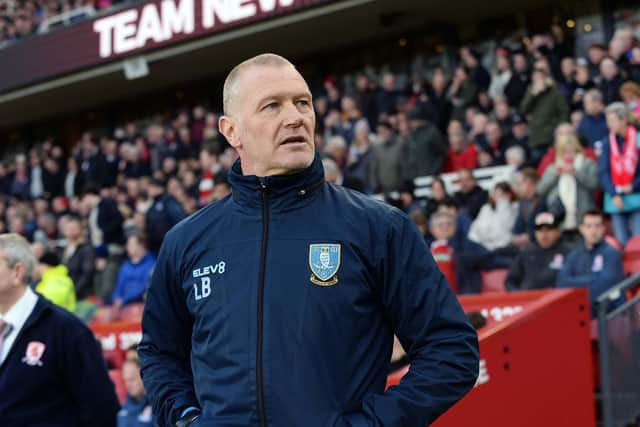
139;54;479;427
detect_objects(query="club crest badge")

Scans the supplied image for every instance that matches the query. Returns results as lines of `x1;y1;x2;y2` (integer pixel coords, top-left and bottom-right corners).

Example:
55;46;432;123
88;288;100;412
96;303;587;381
309;244;341;286
22;341;46;367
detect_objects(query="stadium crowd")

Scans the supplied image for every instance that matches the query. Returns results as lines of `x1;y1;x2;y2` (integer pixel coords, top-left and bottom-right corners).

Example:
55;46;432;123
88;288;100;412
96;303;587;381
0;0;125;45
0;15;639;427
0;24;639;314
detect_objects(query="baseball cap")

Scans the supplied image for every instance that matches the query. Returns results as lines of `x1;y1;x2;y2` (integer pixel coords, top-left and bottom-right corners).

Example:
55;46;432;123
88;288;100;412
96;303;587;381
535;212;560;229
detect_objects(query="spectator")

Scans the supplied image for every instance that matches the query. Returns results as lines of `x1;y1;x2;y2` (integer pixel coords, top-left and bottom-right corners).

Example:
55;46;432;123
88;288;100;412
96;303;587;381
345;119;374;193
448;65;477;121
570;59;596;111
429;211;485;294
600;102;640;245
401;107;446;183
538;134;599;244
460;46;491;91
35;251;76;312
504;51;531;108
620;81;640;124
376;72;399;117
323;135;348;170
118;358;159;427
354;74;378;128
520;60;569;164
444;121;477;172
424;176;450;220
339;95;364;145
145;178;186;255
453;168;488;220
61;214;95;300
198;145;220;206
370;121;403;192
468;182;518;251
0;233;120;427
488;48;513;99
557;210;625;317
478;121;509;165
512;167;547;247
506;211;571;291
577;89;608;148
598;57;625;105
426;68;453;132
10;156;30;200
76;133;107;187
111;234;155;310
64;157;83;199
588;43;607;78
558;56;577;105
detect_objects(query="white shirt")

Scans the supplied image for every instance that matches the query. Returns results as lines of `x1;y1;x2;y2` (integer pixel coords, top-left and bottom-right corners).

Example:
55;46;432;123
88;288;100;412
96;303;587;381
0;287;38;366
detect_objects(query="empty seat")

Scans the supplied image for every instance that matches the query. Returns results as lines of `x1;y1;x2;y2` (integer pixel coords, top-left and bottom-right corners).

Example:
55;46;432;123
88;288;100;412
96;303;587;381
481;269;508;293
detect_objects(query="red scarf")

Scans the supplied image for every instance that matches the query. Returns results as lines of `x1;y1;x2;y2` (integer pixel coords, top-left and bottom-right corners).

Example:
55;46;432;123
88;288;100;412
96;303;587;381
610;126;638;188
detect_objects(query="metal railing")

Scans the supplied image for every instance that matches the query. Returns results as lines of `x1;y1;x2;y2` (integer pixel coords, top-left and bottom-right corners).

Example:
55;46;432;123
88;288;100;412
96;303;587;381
597;273;640;427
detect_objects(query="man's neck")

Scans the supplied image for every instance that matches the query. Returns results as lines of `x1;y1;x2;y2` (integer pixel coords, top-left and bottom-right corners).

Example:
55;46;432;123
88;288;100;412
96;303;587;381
0;286;26;315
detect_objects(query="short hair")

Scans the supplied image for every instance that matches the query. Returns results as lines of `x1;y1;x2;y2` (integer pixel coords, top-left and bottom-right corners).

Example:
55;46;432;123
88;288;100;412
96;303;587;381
129;233;147;249
222;53;295;115
429;211;455;229
325;135;347;151
581;209;605;224
519;167;539;184
0;233;35;284
505;145;525;163
605;102;629;121
584;88;603;104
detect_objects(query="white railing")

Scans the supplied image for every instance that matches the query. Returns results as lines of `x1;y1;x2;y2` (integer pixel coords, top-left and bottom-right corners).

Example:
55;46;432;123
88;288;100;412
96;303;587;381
38;5;96;34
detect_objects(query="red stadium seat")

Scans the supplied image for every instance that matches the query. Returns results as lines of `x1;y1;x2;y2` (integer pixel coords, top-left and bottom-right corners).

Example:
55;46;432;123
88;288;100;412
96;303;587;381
103;349;125;370
481;269;508;293
109;369;127;404
119;303;145;323
623;235;640;274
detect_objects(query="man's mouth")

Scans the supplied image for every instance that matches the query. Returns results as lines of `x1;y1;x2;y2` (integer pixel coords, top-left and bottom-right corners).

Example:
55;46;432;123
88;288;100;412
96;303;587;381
280;136;307;145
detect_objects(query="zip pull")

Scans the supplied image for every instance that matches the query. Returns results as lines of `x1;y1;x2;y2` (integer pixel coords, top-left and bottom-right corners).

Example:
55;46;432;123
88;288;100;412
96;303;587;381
259;177;269;191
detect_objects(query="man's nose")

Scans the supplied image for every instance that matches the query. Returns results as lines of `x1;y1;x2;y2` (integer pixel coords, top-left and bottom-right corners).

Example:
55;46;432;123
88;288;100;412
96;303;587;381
283;102;305;128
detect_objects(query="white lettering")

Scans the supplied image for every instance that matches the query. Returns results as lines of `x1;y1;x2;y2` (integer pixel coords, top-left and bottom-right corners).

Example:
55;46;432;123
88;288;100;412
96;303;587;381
194;282;202;300
98;333;117;351
119;332;143;350
201;276;211;298
162;0;195;38
94;16;118;58
233;0;257;20
136;4;164;48
193;261;227;277
202;0;233;28
113;10;139;55
474;359;490;387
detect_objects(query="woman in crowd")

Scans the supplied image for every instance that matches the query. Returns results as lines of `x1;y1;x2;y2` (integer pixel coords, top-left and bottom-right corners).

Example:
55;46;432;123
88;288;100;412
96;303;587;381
600;102;640;245
468;182;518;251
538;134;599;244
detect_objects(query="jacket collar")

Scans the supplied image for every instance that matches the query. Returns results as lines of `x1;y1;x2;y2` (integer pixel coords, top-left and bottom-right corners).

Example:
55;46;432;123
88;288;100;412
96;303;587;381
228;153;325;211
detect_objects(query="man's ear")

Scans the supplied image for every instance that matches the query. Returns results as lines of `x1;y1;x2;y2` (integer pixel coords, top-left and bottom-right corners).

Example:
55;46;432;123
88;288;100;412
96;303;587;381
219;116;240;150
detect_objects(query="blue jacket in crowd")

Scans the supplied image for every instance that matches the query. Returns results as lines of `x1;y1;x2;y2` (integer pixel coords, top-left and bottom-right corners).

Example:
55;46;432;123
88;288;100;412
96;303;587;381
557;240;625;317
112;252;156;305
0;296;120;426
139;154;479;427
118;395;158;427
577;113;608;147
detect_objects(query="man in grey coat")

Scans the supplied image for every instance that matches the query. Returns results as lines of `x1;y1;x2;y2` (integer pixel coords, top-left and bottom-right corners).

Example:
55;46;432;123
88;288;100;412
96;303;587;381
401;107;447;184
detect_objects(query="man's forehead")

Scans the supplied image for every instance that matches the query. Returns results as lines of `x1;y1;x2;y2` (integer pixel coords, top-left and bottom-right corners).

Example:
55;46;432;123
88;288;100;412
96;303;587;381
239;64;309;94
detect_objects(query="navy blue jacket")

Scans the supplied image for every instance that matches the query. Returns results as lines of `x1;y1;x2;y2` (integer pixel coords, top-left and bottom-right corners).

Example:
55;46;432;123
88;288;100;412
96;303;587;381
139;154;479;427
118;395;158;427
557;240;625;317
577;113;608;146
0;296;119;426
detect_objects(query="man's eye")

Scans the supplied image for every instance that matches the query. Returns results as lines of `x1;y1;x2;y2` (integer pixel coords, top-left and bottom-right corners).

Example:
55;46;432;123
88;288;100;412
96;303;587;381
263;102;279;110
296;100;310;107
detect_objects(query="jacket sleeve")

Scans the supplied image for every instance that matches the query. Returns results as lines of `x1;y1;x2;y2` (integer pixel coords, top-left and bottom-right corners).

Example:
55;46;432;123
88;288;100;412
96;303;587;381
598;143;617;196
63;323;120;427
505;252;525;291
575;158;599;191
556;251;592;288
591;248;625;300
340;211;479;426
537;165;559;196
74;245;96;296
138;231;198;427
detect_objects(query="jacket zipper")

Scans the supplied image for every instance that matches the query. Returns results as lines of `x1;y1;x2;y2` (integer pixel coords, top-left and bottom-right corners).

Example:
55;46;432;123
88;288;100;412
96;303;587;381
257;178;269;427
